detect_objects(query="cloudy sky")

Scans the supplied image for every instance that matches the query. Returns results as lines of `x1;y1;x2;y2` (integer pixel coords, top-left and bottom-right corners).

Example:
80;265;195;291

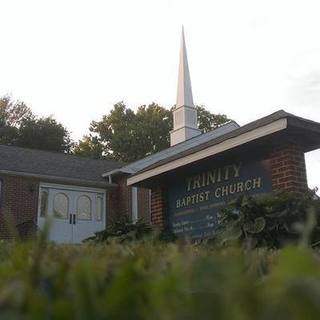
0;0;320;189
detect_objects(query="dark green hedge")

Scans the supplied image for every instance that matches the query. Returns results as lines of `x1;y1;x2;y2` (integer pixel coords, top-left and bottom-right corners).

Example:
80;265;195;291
214;190;320;248
0;241;320;319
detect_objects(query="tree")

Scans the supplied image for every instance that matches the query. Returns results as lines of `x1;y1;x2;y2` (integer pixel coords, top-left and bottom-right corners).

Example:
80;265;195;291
0;96;33;144
197;105;230;133
79;102;230;163
0;95;33;127
89;102;172;162
73;135;104;159
0;95;71;153
135;103;172;156
16;117;71;153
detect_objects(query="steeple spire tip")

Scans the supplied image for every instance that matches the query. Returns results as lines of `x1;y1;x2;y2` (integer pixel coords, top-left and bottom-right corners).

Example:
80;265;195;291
170;27;201;146
176;26;194;109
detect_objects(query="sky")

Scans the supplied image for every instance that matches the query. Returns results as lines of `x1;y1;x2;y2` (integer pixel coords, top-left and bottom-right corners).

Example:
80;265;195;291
0;0;320;189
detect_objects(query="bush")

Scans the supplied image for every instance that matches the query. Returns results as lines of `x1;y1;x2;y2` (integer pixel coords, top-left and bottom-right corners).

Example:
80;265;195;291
0;240;320;319
85;216;153;243
215;190;320;248
86;216;178;244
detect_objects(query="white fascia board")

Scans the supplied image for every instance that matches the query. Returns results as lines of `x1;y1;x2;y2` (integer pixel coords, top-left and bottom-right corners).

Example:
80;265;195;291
102;167;134;177
127;118;287;186
0;169;117;188
40;182;107;193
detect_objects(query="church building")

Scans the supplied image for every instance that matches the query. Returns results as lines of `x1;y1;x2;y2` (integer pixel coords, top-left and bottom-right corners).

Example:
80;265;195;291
126;28;320;239
1;29;320;242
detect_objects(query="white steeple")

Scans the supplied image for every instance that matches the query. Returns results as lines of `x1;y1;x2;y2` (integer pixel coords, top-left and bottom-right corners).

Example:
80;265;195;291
170;26;201;146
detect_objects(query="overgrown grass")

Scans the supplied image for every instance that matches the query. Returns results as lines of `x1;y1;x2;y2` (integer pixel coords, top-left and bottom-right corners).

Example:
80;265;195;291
0;238;319;319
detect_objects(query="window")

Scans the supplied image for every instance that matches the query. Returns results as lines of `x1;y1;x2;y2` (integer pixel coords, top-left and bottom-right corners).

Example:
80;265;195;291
77;195;92;220
40;188;49;217
53;193;69;219
95;195;103;221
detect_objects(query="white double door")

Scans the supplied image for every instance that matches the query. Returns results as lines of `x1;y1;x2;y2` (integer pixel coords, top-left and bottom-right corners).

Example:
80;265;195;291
38;184;106;243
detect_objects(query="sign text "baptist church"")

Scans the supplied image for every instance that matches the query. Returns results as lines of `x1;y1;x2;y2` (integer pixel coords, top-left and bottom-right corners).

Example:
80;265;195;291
176;162;262;209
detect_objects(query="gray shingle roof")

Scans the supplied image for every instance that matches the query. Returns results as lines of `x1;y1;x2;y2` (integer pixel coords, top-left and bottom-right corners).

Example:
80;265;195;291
103;121;240;177
0;145;123;186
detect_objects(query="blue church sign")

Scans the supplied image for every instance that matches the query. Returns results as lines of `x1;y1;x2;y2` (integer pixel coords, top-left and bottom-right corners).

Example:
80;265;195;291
168;159;272;239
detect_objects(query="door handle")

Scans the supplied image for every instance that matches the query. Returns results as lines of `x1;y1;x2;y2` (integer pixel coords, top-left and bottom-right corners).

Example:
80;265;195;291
73;214;76;225
69;214;72;224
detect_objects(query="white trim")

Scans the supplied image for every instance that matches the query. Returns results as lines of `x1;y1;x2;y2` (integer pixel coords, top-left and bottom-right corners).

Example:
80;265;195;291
131;187;138;222
39;182;106;194
127;118;287;186
0;170;117;188
148;189;151;219
37;185;43;221
38;182;107;227
102;167;134;177
169;125;202;134
173;104;197;112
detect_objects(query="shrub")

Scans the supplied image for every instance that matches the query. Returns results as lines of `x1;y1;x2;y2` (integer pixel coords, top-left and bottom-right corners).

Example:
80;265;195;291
215;190;320;248
0;241;319;319
85;216;153;243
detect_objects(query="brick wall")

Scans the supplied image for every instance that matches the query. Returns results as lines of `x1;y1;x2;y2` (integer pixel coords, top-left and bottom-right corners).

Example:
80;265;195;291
116;176;132;218
106;189;119;224
270;144;308;192
108;176;151;224
0;175;39;238
150;187;166;228
138;188;151;223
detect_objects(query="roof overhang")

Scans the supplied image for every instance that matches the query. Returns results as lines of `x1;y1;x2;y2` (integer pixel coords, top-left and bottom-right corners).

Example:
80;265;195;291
127;118;287;186
0;170;118;189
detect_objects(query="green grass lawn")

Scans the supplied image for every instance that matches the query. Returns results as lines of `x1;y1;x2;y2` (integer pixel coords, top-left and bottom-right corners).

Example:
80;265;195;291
0;238;319;319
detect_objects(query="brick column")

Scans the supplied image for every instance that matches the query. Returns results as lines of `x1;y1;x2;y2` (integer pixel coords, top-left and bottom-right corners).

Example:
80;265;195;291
270;144;308;192
115;176;132;218
150;187;166;227
106;190;119;224
138;188;151;223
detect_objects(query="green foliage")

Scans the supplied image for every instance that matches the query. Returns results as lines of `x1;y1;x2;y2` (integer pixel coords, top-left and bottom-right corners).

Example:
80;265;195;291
0;95;33;128
0;95;33;144
85;216;152;243
17;117;71;153
0;95;71;152
215;191;320;248
72;135;104;159
79;102;230;162
89;102;172;162
0;240;320;319
197;105;230;133
86;216;178;244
